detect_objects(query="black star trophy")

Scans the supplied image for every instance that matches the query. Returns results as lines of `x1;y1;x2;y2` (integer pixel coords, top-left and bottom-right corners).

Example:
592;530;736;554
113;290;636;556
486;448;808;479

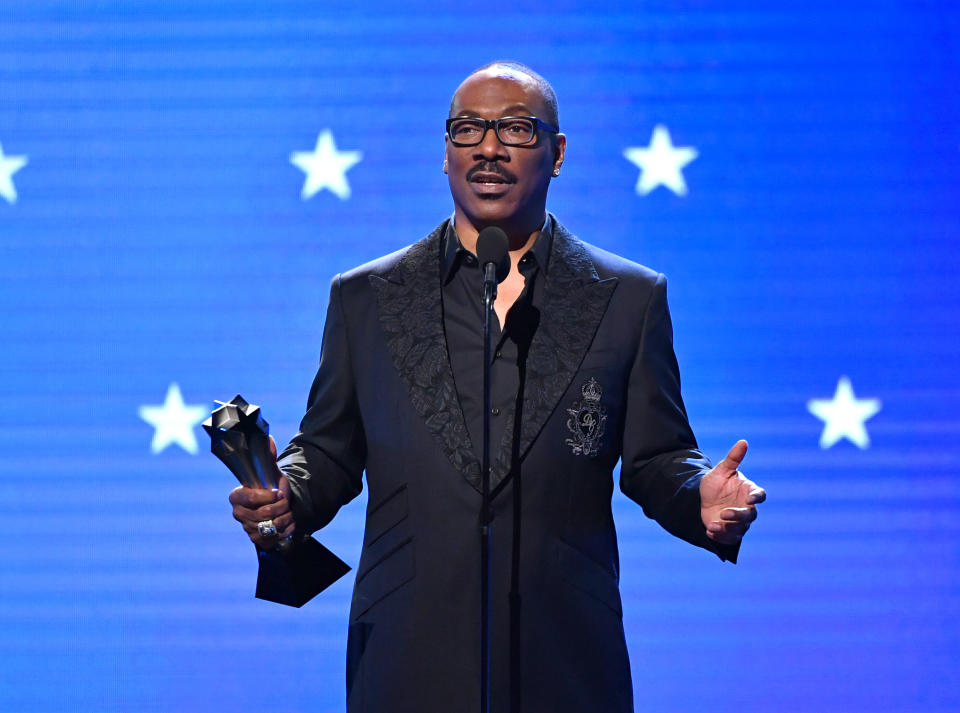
204;395;350;607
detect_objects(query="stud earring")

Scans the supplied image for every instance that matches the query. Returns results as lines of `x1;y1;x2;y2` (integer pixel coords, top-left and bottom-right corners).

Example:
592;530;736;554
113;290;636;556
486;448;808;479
552;166;561;176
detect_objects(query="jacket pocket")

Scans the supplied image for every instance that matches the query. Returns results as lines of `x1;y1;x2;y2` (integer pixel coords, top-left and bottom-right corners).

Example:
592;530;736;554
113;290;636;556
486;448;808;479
365;484;409;546
354;537;415;617
557;539;623;617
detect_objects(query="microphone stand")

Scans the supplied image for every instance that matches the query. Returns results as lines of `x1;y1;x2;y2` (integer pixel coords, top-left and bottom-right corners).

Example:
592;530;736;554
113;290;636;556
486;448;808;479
480;260;496;713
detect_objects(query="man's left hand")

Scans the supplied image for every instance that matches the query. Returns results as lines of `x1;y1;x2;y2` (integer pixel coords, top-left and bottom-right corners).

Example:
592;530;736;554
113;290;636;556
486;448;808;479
700;440;766;545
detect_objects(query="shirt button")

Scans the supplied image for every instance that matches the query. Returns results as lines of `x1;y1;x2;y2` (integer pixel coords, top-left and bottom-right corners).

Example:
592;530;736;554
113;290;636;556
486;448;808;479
495;350;502;359
491;407;501;416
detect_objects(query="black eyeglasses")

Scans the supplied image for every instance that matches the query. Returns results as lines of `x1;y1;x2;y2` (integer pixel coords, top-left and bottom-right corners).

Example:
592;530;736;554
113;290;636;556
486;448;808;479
446;116;559;146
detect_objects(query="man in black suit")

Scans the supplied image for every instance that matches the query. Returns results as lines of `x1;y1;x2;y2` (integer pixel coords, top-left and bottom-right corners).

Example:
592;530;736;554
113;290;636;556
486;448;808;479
230;61;765;713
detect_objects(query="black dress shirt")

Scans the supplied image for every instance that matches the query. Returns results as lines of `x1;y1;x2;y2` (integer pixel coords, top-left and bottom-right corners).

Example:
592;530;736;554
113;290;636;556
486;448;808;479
440;216;553;467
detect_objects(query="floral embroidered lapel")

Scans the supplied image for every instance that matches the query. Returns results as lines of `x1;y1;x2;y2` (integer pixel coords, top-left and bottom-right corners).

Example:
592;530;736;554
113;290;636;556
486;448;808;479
370;218;618;493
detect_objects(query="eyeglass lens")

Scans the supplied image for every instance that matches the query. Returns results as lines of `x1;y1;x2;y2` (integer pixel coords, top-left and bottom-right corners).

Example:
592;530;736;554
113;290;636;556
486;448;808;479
449;118;536;145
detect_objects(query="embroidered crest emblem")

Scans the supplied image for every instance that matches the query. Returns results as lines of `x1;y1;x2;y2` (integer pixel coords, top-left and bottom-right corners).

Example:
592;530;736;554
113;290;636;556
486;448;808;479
565;378;607;457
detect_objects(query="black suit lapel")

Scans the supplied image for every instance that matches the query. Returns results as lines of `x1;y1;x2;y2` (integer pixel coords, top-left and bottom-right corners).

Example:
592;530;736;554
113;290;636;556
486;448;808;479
369;222;484;491
492;222;618;487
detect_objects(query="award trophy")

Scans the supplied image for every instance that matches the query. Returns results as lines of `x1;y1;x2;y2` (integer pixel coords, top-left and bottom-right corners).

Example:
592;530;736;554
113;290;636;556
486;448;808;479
204;395;350;607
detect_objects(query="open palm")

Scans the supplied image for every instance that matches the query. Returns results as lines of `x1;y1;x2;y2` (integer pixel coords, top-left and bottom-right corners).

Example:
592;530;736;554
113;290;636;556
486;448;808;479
700;440;766;545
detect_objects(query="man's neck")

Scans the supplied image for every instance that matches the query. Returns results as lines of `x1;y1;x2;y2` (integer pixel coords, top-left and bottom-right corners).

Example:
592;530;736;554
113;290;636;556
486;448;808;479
453;211;546;256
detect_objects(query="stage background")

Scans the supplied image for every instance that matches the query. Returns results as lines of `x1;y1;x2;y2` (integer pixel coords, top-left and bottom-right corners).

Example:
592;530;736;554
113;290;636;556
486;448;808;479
2;2;958;711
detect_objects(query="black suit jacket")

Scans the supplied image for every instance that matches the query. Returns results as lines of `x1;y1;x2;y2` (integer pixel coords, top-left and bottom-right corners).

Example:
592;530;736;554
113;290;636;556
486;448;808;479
274;217;737;713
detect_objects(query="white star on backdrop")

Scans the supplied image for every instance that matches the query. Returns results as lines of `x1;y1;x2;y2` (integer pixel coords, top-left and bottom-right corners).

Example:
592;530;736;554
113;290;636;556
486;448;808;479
290;129;362;200
807;376;882;449
623;125;698;196
139;383;209;454
0;142;28;204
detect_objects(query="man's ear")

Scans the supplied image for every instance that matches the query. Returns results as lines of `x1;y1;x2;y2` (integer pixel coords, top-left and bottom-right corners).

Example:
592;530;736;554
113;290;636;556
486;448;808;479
553;132;567;167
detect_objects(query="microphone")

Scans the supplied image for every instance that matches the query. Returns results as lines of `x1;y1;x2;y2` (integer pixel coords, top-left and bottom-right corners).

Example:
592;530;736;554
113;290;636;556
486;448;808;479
474;224;509;713
476;226;510;288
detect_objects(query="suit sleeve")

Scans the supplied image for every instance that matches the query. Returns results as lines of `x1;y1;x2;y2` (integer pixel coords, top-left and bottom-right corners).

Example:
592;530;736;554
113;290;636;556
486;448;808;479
619;273;739;563
277;274;367;535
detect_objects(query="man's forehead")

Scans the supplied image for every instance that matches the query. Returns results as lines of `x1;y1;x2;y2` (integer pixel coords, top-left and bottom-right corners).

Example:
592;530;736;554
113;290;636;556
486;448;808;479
451;69;546;115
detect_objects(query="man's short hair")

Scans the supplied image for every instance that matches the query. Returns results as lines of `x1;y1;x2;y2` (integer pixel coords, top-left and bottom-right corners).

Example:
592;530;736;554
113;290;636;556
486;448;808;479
450;60;560;130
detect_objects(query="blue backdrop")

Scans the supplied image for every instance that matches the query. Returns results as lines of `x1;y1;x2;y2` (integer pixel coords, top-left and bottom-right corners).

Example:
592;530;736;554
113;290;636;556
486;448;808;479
2;2;958;712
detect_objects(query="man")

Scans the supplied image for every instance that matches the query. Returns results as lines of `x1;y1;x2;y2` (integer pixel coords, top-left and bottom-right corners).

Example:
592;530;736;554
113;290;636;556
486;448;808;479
230;61;765;713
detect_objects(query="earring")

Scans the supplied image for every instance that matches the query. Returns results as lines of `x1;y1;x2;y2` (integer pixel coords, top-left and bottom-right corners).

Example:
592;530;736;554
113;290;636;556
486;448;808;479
552;166;561;176
443;160;448;174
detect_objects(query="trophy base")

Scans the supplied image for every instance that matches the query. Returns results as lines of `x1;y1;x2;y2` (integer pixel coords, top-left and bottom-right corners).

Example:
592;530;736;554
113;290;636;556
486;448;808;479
255;536;351;608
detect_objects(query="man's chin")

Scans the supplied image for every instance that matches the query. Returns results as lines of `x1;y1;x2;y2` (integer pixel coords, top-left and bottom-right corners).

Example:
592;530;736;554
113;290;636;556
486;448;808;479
463;203;521;229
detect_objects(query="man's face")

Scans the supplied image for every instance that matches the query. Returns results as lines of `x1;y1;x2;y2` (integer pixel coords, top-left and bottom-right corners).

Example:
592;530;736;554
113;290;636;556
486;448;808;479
445;70;565;237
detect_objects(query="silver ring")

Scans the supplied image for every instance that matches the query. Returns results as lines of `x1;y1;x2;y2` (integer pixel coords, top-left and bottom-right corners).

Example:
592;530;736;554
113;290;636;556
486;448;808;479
257;519;277;538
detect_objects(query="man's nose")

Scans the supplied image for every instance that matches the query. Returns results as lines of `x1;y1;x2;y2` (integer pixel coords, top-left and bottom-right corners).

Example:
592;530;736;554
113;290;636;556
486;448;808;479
473;126;509;160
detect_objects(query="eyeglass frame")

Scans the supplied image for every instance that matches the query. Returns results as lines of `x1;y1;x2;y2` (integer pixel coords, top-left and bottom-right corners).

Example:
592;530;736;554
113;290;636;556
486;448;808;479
445;115;560;147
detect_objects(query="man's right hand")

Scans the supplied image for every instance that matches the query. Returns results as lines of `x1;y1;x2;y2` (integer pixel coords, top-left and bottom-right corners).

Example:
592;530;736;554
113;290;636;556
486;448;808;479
228;435;297;550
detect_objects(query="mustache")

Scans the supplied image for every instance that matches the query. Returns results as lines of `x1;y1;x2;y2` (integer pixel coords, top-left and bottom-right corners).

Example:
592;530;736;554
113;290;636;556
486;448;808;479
466;162;517;183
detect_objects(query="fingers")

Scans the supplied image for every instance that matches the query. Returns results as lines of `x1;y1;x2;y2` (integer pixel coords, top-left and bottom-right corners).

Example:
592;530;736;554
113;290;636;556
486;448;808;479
717;439;748;475
240;511;295;537
229;485;278;508
720;506;757;524
274;476;295;539
231;489;290;522
706;523;745;544
706;505;757;544
278;471;292;499
268;436;291;498
737;472;766;505
229;481;296;550
706;528;740;545
748;486;766;505
238;512;293;549
278;516;296;540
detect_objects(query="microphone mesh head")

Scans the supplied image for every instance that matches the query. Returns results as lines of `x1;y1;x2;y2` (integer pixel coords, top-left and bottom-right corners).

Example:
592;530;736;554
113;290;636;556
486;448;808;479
476;227;510;284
